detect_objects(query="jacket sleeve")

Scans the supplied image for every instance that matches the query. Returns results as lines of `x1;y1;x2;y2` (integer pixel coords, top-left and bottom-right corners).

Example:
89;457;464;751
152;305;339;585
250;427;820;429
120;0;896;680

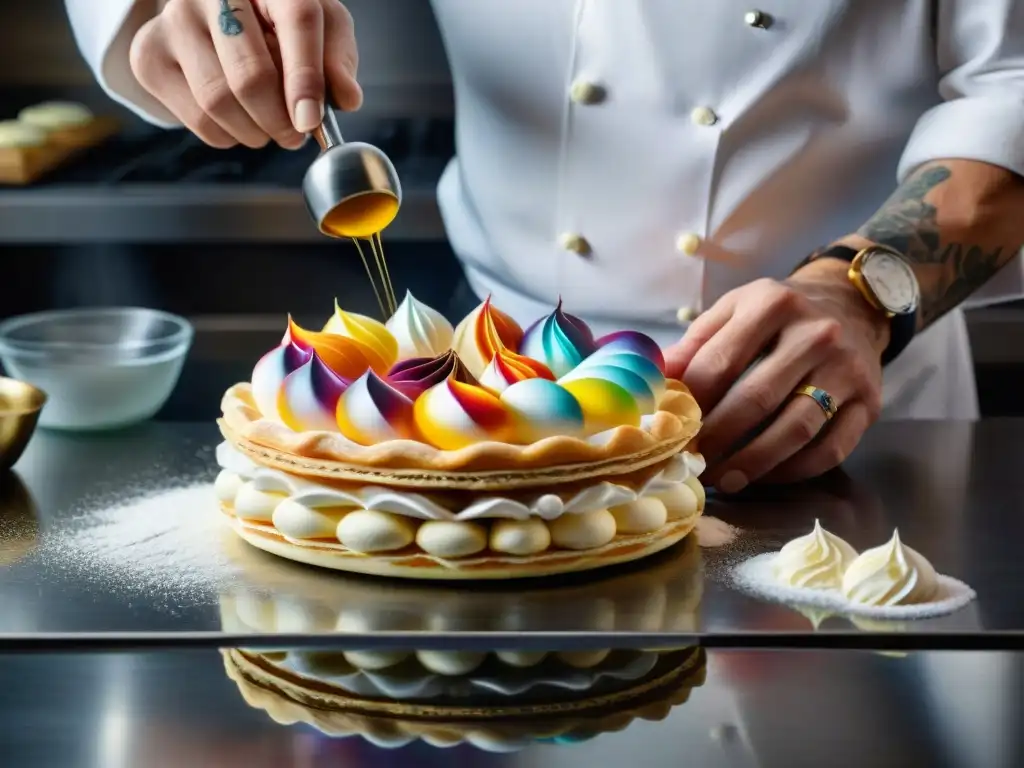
64;0;181;127
897;0;1024;307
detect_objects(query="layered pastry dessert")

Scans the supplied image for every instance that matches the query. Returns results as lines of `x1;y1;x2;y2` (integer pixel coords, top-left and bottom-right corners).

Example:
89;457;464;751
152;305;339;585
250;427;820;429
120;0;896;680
216;293;704;579
223;644;706;751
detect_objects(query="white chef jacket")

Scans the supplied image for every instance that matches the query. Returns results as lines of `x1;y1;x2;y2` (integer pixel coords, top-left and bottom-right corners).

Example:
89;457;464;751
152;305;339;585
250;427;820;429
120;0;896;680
66;0;1024;420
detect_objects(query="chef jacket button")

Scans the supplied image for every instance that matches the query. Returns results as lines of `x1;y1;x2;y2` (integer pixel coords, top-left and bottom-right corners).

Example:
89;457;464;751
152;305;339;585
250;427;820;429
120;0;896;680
569;79;606;105
744;10;773;29
690;106;719;127
677;307;700;324
559;232;592;256
676;232;703;256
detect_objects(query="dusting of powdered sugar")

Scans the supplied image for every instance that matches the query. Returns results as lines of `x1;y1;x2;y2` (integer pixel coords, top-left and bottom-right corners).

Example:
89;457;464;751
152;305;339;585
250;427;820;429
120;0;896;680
731;552;977;620
36;483;245;607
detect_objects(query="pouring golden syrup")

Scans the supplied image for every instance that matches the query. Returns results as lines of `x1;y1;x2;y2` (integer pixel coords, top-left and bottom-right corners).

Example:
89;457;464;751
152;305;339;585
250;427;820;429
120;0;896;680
321;191;400;319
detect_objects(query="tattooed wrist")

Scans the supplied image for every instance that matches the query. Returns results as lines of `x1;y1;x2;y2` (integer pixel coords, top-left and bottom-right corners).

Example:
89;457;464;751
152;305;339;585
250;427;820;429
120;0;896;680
857;162;1017;330
219;0;243;35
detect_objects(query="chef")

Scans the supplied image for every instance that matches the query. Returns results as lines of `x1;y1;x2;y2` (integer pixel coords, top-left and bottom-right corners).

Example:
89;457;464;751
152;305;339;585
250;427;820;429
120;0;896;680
66;0;1024;492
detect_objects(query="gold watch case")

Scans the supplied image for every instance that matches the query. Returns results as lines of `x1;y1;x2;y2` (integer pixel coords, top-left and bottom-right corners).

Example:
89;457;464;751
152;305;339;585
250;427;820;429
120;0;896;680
847;246;920;318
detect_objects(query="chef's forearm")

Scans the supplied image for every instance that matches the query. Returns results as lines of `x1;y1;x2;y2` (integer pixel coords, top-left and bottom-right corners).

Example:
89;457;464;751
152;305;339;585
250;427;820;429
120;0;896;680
835;160;1024;331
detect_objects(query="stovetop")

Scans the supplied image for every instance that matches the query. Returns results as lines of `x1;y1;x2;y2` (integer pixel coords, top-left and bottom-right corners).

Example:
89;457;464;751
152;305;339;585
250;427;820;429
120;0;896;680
4;117;454;187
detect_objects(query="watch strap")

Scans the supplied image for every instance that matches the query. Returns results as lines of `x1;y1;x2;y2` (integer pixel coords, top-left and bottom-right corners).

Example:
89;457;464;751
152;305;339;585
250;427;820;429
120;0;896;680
799;244;917;366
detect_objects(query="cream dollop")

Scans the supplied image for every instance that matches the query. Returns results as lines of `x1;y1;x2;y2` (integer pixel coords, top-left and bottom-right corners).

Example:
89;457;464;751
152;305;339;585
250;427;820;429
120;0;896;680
386;291;454;360
841;530;939;606
773;519;858;590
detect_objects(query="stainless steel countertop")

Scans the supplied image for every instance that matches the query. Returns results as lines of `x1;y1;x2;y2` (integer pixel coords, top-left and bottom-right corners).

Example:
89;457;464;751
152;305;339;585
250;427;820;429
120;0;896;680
0;646;1019;767
0;419;1019;649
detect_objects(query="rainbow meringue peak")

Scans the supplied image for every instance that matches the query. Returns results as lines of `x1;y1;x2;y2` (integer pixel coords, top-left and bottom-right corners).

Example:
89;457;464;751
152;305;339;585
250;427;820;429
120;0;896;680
451;296;524;377
414;377;514;450
559;377;641;435
251;317;375;423
500;378;585;442
841;530;939;606
478;346;555;393
387;349;478;399
336;370;417;445
593;331;667;374
519;299;597;378
322;300;399;374
774;519;858;590
386;291;454;359
278;351;350;432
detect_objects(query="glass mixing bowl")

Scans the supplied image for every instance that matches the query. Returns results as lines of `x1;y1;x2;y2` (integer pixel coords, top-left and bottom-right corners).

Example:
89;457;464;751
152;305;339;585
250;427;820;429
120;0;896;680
0;307;193;431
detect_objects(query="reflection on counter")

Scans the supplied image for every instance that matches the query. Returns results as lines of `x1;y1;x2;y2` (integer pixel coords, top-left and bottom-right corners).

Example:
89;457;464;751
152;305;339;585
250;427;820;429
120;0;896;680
223;644;706;752
219;534;703;637
0;471;38;566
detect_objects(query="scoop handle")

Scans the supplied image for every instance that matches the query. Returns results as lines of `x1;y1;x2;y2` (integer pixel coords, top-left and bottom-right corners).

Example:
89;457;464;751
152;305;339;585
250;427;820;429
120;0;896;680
311;98;344;151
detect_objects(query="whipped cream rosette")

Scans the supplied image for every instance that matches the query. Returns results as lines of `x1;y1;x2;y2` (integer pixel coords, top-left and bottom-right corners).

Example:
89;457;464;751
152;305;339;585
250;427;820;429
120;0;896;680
217;295;703;579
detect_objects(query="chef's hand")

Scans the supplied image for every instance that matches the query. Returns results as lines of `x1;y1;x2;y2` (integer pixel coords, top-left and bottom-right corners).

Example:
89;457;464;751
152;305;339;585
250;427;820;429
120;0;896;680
664;258;891;492
129;0;362;149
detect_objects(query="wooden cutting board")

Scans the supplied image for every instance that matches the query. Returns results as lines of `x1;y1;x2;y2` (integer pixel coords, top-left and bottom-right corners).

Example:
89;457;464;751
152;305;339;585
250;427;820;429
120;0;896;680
0;116;119;185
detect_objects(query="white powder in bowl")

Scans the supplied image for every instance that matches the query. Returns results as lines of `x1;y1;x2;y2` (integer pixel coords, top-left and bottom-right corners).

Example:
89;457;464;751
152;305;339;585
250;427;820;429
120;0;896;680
38;484;245;607
732;552;976;620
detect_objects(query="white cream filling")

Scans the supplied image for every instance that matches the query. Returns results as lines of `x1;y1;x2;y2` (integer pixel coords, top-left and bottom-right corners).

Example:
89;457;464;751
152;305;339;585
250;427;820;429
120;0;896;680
216;442;704;559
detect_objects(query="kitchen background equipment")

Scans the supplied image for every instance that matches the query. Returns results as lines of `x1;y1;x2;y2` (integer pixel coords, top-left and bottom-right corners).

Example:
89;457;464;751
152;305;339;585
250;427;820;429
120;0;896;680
0;308;192;430
0;0;1021;419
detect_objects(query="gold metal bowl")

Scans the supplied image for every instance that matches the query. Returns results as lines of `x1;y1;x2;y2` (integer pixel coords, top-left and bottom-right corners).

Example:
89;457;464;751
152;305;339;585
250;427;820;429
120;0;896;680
0;377;46;471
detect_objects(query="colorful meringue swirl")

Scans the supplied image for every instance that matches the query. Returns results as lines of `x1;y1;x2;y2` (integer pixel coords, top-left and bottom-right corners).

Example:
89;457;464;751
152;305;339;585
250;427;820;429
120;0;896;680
560;363;656;414
251;339;312;421
386;350;477;399
576;351;666;406
500;378;585;442
478;346;555;393
414;378;514;449
559;377;641;435
278;351;350;432
287;317;378;380
451;297;524;377
322;300;398;373
386;291;454;360
593;330;666;373
518;299;597;378
335;370;417;445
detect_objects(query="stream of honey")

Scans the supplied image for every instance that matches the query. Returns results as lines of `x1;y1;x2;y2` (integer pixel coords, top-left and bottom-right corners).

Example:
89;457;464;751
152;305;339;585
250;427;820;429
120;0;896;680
321;191;400;318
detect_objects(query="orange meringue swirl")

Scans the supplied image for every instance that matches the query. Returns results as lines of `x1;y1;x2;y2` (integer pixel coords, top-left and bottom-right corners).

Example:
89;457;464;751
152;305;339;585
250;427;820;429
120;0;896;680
478;346;555;393
451;296;524;377
322;299;398;374
413;377;514;450
287;316;378;380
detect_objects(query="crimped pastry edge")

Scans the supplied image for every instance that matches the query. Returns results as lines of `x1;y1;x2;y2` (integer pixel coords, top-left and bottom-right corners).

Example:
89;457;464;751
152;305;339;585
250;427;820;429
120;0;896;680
222;647;706;746
223;505;700;580
219;378;702;479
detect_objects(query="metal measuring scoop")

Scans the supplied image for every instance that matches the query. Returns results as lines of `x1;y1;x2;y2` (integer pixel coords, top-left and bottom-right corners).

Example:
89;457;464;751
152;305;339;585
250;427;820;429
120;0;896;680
302;101;403;237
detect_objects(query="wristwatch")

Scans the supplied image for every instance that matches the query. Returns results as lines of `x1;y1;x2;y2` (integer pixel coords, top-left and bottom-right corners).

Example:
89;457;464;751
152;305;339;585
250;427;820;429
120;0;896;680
797;244;920;365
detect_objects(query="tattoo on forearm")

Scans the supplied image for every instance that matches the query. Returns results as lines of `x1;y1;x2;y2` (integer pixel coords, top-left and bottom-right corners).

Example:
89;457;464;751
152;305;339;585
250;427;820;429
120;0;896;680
858;163;1013;329
218;0;243;35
